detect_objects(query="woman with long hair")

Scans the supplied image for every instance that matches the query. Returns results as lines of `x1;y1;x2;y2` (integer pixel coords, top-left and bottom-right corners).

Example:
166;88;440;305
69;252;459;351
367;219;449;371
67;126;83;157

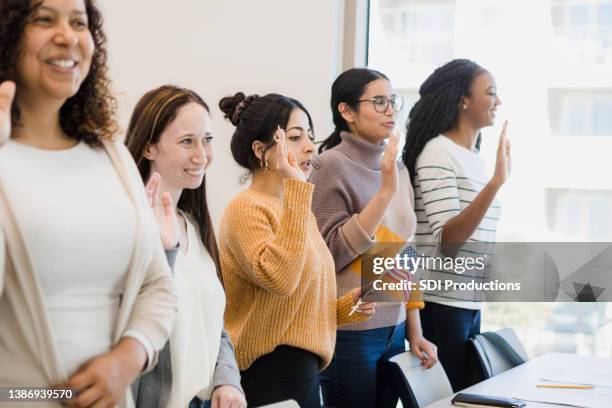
125;85;246;408
217;91;375;407
0;1;176;407
402;58;510;391
310;67;438;408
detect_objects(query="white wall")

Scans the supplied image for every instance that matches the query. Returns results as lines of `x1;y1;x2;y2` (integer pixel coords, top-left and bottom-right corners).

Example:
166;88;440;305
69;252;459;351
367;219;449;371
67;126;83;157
99;0;344;227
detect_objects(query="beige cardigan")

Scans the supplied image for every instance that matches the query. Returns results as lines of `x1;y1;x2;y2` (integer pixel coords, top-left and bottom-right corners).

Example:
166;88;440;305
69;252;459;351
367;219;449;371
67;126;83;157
0;139;177;408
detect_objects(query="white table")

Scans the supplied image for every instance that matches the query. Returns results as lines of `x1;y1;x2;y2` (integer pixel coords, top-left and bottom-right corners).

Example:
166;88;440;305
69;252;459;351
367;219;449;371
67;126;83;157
425;352;612;408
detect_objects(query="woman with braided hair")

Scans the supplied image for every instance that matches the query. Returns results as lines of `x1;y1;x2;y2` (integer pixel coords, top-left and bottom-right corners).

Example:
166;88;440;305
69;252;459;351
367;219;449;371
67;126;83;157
217;92;375;407
402;58;511;391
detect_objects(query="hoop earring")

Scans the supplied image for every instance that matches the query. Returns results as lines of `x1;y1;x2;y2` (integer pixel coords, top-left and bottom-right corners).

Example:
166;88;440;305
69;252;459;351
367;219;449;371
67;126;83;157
259;142;274;171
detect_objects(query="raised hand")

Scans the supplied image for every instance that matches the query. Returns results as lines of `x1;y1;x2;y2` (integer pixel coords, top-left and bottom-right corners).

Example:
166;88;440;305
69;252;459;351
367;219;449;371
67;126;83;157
272;126;306;181
379;130;400;199
491;120;511;188
0;81;16;147
145;173;179;250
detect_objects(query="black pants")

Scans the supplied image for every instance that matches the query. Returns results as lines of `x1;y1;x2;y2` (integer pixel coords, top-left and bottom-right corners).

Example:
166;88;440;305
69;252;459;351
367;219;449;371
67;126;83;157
240;345;321;408
420;302;481;392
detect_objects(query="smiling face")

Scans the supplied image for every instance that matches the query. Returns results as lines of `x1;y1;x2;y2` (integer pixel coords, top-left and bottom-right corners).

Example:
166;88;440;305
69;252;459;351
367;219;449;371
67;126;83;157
463;71;502;129
16;0;94;102
145;102;213;192
342;78;396;144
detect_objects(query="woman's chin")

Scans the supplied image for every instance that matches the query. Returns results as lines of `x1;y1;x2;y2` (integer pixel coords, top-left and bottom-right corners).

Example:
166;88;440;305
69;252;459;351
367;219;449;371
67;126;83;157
183;177;205;190
41;81;83;101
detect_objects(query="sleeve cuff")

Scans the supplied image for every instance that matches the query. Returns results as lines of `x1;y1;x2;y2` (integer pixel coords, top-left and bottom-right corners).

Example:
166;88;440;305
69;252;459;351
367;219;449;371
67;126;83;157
339;214;376;256
336;292;370;326
123;330;155;371
282;179;315;207
406;300;425;310
406;288;424;310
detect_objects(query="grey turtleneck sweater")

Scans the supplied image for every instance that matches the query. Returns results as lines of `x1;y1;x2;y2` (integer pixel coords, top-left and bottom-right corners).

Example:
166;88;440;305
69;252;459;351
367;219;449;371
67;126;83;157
309;131;423;331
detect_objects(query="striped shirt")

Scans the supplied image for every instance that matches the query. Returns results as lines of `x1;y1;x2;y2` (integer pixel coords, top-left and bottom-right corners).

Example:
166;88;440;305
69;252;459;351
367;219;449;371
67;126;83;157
414;135;500;309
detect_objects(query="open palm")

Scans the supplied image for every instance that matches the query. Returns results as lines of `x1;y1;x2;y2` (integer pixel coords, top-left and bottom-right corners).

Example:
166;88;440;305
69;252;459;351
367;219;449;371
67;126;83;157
493;120;511;186
145;173;179;250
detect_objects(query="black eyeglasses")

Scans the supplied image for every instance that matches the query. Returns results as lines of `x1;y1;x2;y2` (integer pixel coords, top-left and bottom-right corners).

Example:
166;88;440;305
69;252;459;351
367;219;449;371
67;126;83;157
356;95;404;113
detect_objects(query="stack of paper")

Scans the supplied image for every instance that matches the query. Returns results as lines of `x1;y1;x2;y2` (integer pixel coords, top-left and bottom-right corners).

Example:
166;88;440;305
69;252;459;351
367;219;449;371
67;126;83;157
511;363;612;408
513;386;612;408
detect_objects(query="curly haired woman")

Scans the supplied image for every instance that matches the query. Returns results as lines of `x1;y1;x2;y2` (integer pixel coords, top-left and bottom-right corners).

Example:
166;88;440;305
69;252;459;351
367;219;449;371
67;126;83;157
0;1;176;407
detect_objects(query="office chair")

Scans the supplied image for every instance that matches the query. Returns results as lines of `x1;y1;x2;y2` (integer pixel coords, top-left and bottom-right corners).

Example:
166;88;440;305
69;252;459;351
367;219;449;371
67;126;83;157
388;351;453;408
470;328;529;379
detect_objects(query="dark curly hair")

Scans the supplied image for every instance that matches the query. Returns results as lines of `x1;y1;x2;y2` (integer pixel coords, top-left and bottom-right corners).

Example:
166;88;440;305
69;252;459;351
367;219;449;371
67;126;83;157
402;59;486;183
0;0;117;147
219;91;314;172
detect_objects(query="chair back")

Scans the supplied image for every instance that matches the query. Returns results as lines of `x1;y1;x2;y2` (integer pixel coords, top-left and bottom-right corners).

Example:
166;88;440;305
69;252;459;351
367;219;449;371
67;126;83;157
388;351;453;408
469;328;529;379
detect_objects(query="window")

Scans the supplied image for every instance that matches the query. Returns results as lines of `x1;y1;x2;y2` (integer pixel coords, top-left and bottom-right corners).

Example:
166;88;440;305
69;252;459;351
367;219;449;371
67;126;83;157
376;0;454;63
368;0;612;358
546;188;612;240
549;89;612;136
551;0;612;64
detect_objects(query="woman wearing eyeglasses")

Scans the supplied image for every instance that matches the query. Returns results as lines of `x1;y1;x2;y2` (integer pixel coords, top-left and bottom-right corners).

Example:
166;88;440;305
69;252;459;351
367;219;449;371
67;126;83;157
310;68;438;408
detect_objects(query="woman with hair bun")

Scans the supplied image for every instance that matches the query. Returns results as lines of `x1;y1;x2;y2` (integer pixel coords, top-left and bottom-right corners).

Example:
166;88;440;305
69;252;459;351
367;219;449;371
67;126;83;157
0;1;176;407
402;58;510;391
217;92;375;407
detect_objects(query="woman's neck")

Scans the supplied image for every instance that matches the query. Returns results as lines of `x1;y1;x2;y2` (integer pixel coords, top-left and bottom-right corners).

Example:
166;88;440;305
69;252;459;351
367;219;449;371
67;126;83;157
167;184;184;211
12;94;75;150
444;119;480;150
348;127;383;145
250;169;283;199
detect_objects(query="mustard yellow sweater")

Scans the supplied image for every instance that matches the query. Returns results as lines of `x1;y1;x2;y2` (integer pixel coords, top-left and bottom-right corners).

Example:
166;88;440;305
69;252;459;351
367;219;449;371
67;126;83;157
219;179;368;371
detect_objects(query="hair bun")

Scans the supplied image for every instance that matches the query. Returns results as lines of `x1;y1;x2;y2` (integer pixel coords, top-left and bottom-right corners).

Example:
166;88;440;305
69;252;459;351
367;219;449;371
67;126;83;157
218;92;258;127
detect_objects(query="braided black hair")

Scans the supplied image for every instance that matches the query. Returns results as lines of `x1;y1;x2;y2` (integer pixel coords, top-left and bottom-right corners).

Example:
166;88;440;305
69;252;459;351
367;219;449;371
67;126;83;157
402;59;485;183
318;68;388;153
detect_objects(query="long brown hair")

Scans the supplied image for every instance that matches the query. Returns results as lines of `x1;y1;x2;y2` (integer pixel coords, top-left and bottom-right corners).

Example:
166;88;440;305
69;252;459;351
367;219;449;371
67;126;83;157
125;85;221;282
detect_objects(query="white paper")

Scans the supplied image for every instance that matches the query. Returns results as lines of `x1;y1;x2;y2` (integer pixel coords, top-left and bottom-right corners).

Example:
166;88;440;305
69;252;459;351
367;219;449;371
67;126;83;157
513;386;612;408
540;363;612;388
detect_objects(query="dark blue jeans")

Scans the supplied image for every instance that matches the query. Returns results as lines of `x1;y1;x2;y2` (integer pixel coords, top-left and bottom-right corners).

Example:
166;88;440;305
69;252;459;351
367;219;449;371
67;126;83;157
420;302;481;392
320;322;406;408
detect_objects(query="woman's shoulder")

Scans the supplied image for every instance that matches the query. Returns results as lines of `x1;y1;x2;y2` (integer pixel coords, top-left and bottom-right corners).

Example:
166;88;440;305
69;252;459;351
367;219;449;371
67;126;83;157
310;149;354;187
312;147;352;170
417;135;455;166
222;189;278;221
100;138;150;203
420;135;451;155
101;138;139;172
